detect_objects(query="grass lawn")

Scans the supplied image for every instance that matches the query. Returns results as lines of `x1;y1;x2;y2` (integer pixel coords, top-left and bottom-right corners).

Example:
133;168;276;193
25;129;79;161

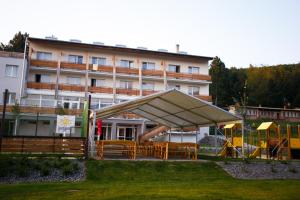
0;160;300;200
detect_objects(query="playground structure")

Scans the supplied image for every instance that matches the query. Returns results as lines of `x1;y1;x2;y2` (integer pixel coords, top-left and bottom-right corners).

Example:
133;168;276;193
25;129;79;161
95;140;199;160
219;123;243;158
248;122;300;160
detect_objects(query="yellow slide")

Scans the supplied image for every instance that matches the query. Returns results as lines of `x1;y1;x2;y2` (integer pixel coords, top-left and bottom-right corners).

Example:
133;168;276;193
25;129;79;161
249;147;261;158
218;141;228;157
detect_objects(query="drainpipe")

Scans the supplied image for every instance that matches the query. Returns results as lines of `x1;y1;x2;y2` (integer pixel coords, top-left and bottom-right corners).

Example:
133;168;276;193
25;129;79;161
20;37;28;100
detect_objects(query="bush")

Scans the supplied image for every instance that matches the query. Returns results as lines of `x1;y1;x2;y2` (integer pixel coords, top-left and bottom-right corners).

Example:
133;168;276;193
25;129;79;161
40;165;51;176
62;164;74;176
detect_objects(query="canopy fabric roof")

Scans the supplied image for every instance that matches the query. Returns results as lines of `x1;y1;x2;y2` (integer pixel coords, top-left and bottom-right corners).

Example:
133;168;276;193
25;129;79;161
224;123;241;129
95;89;242;128
257;122;277;131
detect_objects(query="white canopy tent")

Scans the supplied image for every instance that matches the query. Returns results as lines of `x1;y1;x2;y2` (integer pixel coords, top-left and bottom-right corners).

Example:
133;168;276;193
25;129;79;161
95;89;242;128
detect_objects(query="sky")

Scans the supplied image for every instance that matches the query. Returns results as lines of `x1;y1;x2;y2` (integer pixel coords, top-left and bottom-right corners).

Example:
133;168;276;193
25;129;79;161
1;0;299;68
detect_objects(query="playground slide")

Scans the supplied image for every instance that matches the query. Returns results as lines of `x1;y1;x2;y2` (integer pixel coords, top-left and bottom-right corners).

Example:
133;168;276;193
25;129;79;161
140;126;169;143
218;146;227;157
249;147;261;158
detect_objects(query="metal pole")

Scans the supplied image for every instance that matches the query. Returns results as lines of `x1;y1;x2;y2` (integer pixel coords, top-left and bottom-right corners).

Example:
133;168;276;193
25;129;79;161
214;124;218;156
35;112;39;136
241;120;245;158
85;95;91;159
1;89;9;151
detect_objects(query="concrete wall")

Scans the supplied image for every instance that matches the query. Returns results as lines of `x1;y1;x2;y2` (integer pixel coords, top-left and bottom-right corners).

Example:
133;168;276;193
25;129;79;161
0;55;25;104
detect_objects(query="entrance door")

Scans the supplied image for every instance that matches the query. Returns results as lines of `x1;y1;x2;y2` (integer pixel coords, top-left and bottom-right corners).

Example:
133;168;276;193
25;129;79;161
117;126;135;141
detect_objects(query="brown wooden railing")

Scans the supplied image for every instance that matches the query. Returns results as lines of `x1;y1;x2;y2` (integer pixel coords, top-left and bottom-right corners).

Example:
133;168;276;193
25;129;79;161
142;69;164;77
167;72;211;81
116;88;139;96
116;67;139;75
88;86;113;94
142;90;159;96
59;84;85;92
0;136;85;156
89;65;114;73
30;59;58;69
0;105;83;115
27;82;56;90
194;95;212;102
60;62;86;70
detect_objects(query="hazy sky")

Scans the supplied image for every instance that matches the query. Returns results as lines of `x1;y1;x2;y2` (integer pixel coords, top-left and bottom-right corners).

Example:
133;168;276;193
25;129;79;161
1;0;299;67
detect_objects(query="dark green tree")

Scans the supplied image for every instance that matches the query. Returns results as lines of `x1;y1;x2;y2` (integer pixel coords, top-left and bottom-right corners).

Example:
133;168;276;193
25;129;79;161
0;31;29;52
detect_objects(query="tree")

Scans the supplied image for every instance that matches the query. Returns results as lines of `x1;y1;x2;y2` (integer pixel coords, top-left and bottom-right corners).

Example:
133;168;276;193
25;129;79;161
209;57;231;107
0;31;29;52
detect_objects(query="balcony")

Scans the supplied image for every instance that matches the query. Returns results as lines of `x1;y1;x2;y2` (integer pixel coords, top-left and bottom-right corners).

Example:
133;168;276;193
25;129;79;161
88;86;113;94
142;90;159;96
116;67;139;75
60;62;86;70
167;72;211;81
27;82;56;90
59;84;85;92
194;95;212;102
116;88;139;96
142;69;164;77
0;105;82;116
89;65;113;73
30;59;58;69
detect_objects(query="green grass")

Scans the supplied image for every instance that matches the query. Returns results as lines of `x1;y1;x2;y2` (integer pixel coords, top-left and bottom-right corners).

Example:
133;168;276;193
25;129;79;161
0;160;300;200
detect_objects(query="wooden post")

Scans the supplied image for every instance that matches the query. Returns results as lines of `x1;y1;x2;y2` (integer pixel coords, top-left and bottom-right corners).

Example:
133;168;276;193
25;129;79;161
165;142;169;160
287;124;291;160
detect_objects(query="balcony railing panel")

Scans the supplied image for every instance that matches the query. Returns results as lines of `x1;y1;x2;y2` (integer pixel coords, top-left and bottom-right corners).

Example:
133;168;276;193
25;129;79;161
142;90;159;96
89;65;113;73
59;84;85;92
30;59;58;69
27;82;56;90
0;105;82;115
193;95;212;102
88;86;113;94
167;72;211;81
116;67;139;75
60;62;86;70
116;88;139;96
142;70;164;77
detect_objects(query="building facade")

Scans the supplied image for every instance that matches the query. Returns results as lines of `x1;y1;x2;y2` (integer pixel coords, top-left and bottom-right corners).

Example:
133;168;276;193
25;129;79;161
1;37;213;142
229;105;300;122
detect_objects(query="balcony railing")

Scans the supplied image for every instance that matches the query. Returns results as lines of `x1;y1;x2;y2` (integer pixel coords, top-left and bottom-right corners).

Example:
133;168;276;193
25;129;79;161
88;86;113;94
58;84;85;92
167;72;211;81
142;69;164;77
27;82;56;90
60;62;86;70
89;65;114;73
30;59;58;69
193;95;212;102
142;90;159;96
116;88;139;96
116;67;139;75
0;105;82;116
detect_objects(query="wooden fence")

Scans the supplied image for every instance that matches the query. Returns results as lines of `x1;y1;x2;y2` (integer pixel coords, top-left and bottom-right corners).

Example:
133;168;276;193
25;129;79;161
0;136;86;157
96;140;136;159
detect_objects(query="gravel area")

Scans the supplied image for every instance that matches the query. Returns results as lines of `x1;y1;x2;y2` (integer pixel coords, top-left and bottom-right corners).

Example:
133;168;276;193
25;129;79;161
217;160;300;179
0;160;86;184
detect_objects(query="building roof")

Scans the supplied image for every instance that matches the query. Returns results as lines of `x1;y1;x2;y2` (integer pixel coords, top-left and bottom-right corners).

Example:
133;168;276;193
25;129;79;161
0;51;24;59
95;89;241;128
28;37;213;62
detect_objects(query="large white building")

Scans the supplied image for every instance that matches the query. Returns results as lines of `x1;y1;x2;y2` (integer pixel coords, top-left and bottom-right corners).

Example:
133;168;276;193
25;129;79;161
0;37;213;142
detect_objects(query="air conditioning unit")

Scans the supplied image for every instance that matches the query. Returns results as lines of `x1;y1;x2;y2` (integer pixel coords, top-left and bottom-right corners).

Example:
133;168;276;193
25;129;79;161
92;64;98;71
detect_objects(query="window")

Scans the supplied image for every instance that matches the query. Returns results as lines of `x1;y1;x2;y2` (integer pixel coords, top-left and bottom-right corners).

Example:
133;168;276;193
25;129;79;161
119;81;133;89
142;62;155;70
91;57;106;65
67;77;81;85
91;79;105;87
120;60;134;68
5;65;18;77
68;55;83;64
142;82;154;90
4;92;16;105
35;74;50;83
168;65;180;73
188;86;200;95
188;66;199;74
167;84;180;90
36;51;52;60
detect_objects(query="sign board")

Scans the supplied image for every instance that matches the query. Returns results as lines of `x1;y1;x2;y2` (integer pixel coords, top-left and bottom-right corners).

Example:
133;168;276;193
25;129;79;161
56;115;75;135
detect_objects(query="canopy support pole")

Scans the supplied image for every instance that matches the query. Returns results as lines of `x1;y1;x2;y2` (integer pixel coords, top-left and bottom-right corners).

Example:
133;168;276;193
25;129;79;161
214;124;218;156
241;120;245;159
